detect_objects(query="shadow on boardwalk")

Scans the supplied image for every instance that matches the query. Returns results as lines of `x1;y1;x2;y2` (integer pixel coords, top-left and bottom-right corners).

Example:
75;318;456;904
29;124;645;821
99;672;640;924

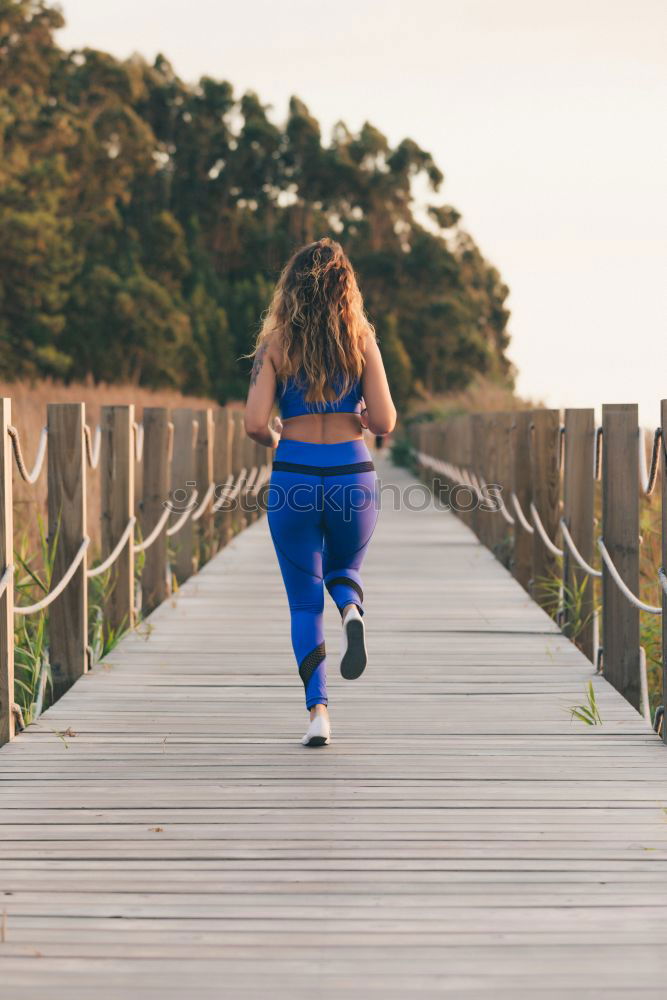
1;457;666;998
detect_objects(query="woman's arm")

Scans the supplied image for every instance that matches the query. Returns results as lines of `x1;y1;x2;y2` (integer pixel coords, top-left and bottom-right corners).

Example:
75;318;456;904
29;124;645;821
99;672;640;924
244;341;281;448
361;336;397;436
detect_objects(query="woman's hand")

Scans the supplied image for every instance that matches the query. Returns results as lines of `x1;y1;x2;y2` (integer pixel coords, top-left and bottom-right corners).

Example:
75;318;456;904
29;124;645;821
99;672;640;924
359;407;369;430
272;415;283;435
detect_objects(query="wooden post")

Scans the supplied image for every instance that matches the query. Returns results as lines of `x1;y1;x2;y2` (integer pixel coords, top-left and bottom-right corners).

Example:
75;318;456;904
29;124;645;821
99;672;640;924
457;415;475;530
213;407;233;548
243;431;258;524
141;408;170;615
470;413;485;543
48;403;88;700
0;399;14;745
497;413;511;557
195;408;214;562
530;409;561;610
100;405;135;635
562;409;595;660
602;403;640;710
511;411;533;592
662;400;667;743
231;411;245;533
169;408;195;584
485;413;500;553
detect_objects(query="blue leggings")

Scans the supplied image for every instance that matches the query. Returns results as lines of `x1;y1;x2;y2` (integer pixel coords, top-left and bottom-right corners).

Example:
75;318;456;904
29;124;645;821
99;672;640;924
267;438;378;710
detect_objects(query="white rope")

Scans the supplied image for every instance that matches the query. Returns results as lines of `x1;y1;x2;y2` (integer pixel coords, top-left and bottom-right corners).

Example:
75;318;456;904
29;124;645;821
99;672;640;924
191;482;216;522
638;427;661;496
211;474;235;513
7;425;48;484
84;424;101;469
134;505;171;553
468;471;483;499
166;491;199;535
529;502;563;557
87;518;136;578
559;518;602;578
597;538;662;614
511;492;534;535
133;421;144;462
498;498;516;526
15;538;90;616
243;466;258;495
0;563;13;601
227;468;247;502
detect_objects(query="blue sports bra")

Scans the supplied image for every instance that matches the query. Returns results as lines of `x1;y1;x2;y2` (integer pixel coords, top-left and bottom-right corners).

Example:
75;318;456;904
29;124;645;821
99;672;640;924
277;374;363;420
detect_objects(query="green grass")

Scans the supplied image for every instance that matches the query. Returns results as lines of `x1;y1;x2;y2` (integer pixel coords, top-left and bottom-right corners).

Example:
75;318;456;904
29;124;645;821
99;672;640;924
569;681;603;726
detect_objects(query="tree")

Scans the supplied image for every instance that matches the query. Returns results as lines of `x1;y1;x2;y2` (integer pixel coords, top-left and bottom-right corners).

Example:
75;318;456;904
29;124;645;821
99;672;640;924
0;1;512;402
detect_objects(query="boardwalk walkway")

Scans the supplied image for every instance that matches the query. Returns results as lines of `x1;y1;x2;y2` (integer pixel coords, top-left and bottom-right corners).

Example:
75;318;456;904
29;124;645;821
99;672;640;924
1;456;666;998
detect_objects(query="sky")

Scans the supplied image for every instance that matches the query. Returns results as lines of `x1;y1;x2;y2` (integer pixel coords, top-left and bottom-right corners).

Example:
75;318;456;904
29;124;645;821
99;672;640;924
57;0;667;424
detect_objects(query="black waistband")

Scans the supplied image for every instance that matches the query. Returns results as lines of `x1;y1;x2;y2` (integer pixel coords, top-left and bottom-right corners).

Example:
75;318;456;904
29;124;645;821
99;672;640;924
272;460;375;477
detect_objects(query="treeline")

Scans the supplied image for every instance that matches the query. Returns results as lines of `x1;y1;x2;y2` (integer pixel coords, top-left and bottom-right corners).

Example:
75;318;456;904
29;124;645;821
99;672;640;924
0;0;513;405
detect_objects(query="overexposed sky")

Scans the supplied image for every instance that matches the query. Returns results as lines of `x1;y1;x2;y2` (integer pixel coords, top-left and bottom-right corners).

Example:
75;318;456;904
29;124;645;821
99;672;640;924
57;0;667;423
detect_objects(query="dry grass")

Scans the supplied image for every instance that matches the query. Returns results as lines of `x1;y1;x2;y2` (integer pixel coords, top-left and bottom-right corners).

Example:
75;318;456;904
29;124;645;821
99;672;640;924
3;378;238;560
408;376;543;419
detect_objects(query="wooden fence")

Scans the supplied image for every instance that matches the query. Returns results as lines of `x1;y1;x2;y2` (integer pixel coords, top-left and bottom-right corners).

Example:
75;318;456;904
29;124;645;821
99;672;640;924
410;402;667;740
0;400;270;745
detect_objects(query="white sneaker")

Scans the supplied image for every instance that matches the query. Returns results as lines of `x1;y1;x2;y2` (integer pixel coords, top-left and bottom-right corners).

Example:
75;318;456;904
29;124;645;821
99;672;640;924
340;605;367;680
301;713;331;747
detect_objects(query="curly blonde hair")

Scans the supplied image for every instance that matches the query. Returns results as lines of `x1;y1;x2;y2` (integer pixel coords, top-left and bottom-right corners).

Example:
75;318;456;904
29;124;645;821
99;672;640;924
253;238;374;404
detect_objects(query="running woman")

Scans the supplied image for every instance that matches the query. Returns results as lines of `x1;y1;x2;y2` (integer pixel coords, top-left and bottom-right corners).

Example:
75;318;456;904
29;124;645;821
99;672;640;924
244;238;396;746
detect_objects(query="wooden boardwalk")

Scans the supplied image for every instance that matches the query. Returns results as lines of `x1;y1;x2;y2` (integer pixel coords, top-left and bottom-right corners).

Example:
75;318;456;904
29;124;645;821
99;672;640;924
1;455;666;998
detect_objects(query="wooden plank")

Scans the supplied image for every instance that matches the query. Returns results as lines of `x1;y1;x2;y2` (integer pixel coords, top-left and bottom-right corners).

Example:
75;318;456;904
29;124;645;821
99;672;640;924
0;398;14;744
1;452;664;997
141;408;169;615
100;405;135;634
562;409;595;661
47;402;88;700
602;404;640;710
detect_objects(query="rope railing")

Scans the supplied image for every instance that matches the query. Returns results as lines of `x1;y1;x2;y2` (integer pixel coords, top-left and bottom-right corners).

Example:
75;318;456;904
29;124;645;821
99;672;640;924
0;397;272;746
133;421;144;462
7;425;48;484
0;564;13;602
190;482;216;522
14;537;91;616
639;427;662;496
133;504;173;554
166;490;199;536
597;539;662;615
211;473;235;513
529;502;563;558
559;518;602;578
87;518;136;578
511;492;534;535
84;424;101;469
411;400;666;734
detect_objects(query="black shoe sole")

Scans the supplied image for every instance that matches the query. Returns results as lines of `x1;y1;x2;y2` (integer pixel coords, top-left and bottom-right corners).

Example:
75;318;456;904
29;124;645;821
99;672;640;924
303;736;329;747
341;619;367;680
